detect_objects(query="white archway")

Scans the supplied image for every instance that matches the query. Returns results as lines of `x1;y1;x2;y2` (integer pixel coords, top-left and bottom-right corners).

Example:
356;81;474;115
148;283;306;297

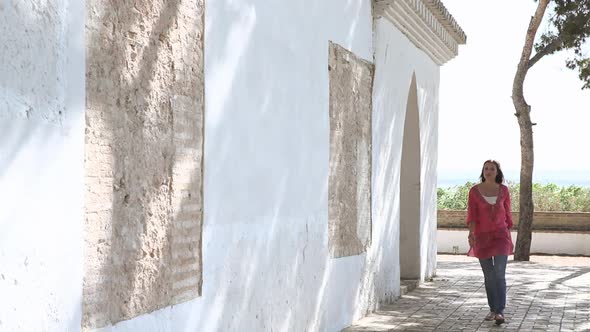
399;73;421;280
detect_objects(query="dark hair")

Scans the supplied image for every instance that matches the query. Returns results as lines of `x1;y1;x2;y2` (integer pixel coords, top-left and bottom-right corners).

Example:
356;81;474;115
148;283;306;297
479;159;504;184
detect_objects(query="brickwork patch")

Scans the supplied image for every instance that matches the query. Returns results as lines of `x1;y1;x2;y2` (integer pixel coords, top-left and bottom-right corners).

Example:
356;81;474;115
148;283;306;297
328;42;374;258
83;0;204;328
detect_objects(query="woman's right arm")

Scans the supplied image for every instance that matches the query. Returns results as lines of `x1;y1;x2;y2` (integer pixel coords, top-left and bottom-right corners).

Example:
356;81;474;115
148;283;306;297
466;188;478;227
467;221;475;246
466;188;477;246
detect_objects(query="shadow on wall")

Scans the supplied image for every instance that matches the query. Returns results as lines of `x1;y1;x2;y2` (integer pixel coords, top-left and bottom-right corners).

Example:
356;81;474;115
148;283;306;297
416;75;438;280
187;0;377;331
198;1;374;331
360;46;407;309
0;0;73;180
0;121;53;179
0;2;86;331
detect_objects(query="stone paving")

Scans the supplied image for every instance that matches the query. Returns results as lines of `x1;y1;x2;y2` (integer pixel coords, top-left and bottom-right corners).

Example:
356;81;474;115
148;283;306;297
343;255;590;332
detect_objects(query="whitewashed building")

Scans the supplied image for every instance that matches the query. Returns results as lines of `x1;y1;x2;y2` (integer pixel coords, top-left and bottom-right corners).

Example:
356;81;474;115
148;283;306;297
0;0;465;331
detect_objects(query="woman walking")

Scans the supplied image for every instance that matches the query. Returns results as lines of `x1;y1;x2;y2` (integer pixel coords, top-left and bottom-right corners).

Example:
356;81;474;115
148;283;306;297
466;160;514;325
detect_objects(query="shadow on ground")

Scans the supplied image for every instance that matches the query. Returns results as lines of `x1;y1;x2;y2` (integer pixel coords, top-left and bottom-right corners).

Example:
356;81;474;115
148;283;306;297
343;254;590;331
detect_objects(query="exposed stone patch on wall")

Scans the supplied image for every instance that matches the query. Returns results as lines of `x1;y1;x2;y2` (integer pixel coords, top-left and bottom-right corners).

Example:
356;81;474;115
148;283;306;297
328;42;374;258
84;0;204;329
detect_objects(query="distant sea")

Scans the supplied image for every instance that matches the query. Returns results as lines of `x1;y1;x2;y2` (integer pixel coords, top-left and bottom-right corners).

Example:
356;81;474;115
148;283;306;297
438;169;590;188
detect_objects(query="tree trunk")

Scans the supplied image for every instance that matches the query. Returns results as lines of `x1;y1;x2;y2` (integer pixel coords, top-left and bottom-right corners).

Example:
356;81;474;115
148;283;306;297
512;0;549;261
513;105;534;261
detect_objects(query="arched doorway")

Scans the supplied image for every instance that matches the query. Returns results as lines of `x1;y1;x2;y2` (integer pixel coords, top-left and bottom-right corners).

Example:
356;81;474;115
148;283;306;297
399;73;421;280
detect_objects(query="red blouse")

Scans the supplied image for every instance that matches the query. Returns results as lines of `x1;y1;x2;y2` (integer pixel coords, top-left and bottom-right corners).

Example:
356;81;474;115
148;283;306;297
466;184;514;259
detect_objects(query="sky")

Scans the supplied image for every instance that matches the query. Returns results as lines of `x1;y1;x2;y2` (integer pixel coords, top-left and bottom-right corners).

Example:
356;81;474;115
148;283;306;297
438;0;590;185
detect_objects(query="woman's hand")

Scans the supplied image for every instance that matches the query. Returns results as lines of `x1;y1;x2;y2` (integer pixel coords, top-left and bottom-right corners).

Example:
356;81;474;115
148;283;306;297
468;232;475;247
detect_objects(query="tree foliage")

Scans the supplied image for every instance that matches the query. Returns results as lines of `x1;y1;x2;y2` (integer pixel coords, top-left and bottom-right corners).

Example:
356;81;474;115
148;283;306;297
437;182;590;212
437;182;475;211
535;0;590;88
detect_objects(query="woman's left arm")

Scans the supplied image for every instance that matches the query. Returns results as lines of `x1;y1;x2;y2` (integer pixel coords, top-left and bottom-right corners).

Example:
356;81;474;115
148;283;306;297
504;186;513;229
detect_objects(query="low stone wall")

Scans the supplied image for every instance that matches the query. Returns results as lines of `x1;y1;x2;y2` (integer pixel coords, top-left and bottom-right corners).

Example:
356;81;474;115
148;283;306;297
438;210;590;232
437;229;590;256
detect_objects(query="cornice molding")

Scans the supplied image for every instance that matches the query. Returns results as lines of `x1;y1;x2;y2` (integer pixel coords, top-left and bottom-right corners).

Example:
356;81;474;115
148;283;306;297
374;0;467;65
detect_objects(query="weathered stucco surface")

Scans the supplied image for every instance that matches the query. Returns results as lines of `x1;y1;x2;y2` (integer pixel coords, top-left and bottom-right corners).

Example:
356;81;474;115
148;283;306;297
84;0;204;328
328;42;374;258
0;1;85;331
0;1;66;124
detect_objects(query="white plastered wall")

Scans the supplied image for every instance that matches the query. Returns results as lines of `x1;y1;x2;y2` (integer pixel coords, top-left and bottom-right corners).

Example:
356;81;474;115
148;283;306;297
94;0;385;331
372;18;440;283
0;1;85;331
0;1;445;331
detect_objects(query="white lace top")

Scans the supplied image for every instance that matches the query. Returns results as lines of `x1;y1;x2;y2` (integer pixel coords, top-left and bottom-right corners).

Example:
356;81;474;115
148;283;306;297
483;195;497;204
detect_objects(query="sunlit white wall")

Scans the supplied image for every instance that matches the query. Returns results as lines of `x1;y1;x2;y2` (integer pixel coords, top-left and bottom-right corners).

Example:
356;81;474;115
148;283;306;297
205;0;374;330
93;1;448;330
0;1;85;331
101;0;377;331
0;0;446;330
372;18;441;283
202;0;374;330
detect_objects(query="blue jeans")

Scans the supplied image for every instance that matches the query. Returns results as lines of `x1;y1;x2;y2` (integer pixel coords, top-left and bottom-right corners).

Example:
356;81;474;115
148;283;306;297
478;255;507;315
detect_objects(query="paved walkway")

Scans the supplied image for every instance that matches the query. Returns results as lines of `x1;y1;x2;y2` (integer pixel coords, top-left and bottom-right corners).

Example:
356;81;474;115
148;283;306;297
344;255;590;332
